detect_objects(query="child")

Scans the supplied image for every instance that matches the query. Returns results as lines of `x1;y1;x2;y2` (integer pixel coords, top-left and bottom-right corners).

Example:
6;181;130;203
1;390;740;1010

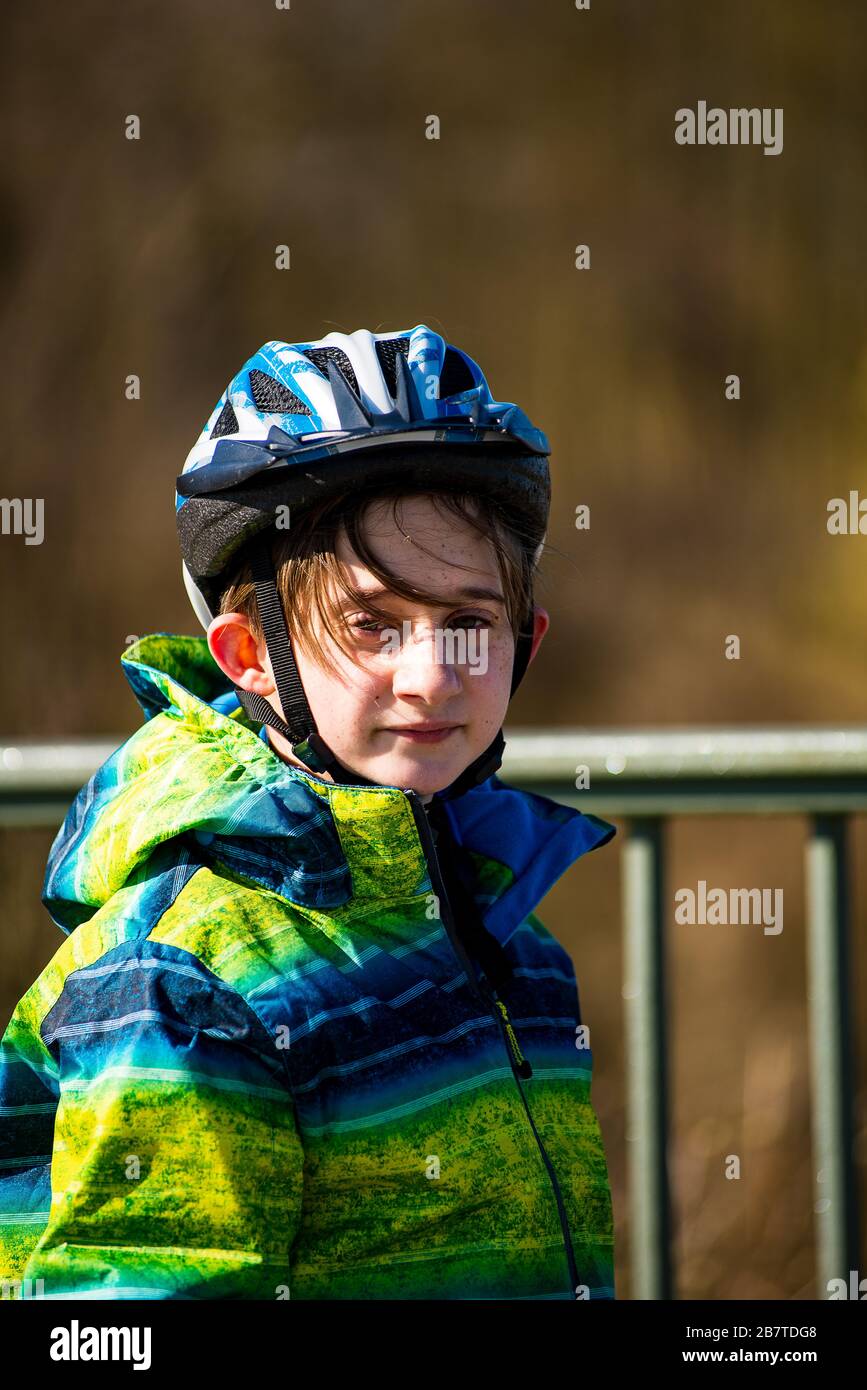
0;325;617;1300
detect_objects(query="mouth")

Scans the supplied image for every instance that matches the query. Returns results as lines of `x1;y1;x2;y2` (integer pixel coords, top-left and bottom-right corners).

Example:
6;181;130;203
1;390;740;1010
382;724;462;744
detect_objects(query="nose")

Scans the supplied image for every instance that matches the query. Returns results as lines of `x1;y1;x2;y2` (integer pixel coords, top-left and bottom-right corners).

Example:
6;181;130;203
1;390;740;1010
389;621;463;703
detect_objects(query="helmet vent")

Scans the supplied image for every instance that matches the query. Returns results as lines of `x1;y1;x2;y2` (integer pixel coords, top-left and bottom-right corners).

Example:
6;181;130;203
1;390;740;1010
374;336;411;398
249;368;313;416
209;399;240;438
301;346;359;397
439;347;476;399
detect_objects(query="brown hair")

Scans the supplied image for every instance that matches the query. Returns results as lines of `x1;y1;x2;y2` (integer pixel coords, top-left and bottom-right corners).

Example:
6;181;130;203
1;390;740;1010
217;484;543;678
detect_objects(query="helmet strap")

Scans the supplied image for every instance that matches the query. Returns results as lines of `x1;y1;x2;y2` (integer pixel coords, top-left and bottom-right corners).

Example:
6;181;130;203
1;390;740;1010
232;531;369;783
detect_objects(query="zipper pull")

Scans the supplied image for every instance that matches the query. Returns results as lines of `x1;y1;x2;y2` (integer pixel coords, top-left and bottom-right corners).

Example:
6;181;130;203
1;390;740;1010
484;983;533;1079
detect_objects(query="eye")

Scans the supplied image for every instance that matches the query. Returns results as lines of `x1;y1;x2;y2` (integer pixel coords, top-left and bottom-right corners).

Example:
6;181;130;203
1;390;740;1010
348;611;497;640
349;613;391;637
446;612;494;630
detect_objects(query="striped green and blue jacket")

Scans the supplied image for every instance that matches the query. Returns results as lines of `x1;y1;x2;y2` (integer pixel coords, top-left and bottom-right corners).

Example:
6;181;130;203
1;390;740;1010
0;633;617;1300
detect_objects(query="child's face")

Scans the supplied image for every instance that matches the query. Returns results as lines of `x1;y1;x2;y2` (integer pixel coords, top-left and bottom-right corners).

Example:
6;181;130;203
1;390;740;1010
209;495;549;796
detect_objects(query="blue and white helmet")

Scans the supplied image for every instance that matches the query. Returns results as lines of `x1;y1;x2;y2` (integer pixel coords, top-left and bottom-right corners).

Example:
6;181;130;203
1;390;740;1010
176;324;550;631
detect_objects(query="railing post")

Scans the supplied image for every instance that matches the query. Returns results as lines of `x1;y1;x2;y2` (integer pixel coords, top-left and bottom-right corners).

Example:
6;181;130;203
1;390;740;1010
622;816;673;1299
804;813;860;1297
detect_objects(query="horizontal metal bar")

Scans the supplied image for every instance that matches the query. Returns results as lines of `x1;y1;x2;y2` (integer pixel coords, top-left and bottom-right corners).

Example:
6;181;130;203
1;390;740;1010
1;731;867;828
3;728;867;783
499;729;867;814
497;780;867;816
500;727;867;780
0;740;123;794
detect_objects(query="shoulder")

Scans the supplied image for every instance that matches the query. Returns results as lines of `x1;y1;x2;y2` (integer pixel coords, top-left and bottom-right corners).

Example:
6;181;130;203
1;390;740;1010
14;870;292;1084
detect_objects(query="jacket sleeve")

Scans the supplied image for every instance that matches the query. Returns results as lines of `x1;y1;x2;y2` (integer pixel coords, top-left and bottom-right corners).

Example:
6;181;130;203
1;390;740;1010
20;940;304;1301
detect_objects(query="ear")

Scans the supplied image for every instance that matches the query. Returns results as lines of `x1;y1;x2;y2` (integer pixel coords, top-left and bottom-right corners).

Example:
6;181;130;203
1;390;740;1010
207;614;274;694
527;605;550;665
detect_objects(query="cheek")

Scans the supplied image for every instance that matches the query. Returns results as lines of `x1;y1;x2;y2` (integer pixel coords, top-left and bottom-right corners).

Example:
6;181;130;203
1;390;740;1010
465;637;514;705
304;651;383;724
293;651;348;721
481;629;515;678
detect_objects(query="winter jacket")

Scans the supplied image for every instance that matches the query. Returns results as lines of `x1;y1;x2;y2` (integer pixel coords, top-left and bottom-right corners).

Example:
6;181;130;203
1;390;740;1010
0;633;617;1301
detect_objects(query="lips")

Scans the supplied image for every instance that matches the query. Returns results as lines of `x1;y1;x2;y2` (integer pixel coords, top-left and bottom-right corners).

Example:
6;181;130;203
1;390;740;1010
383;724;461;743
391;724;460;733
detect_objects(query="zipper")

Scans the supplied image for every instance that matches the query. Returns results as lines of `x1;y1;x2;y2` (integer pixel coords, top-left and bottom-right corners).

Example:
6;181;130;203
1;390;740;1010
407;790;582;1298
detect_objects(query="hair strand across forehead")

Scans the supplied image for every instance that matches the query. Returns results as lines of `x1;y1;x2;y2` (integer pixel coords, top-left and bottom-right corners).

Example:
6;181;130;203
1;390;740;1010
217;485;542;675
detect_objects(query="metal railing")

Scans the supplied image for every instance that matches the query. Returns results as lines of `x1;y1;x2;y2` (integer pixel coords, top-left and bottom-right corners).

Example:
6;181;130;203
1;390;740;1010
1;726;864;1299
500;726;865;1301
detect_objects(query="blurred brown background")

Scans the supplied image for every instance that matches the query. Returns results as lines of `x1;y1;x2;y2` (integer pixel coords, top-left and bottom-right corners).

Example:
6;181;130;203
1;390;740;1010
2;0;866;1299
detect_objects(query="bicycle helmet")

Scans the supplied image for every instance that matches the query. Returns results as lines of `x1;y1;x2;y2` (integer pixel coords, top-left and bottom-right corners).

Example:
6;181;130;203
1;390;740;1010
175;324;551;798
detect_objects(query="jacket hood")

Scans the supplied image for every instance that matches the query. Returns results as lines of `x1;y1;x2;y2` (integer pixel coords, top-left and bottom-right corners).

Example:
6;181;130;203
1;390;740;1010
42;634;616;944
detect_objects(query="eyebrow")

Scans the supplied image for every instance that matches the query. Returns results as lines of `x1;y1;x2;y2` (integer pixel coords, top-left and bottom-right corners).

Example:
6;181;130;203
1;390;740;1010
339;583;506;609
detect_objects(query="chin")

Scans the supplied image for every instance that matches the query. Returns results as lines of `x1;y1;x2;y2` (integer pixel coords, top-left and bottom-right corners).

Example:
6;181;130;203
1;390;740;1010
371;753;469;796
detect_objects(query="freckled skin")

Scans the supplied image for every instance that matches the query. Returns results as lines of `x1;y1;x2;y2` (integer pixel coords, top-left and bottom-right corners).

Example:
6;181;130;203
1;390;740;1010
208;496;549;795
